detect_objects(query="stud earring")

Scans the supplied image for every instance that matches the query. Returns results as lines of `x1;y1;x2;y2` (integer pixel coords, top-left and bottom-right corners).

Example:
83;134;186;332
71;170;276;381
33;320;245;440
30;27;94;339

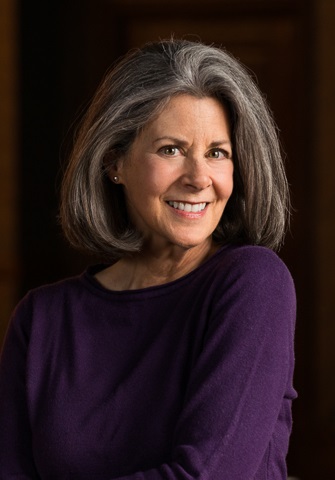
112;176;119;183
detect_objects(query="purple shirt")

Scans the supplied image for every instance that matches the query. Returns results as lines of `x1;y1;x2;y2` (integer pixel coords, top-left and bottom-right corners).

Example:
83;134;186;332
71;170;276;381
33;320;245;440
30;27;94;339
0;244;297;479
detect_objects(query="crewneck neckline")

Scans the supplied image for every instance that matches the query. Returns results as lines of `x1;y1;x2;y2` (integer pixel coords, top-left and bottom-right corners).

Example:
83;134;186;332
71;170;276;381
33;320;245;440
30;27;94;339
82;243;232;299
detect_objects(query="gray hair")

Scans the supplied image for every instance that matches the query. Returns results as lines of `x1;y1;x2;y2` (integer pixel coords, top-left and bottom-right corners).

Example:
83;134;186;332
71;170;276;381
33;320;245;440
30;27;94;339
60;38;290;259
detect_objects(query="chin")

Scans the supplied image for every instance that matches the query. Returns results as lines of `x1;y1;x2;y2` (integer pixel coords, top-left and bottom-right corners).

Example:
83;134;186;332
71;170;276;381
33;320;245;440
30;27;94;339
170;236;211;250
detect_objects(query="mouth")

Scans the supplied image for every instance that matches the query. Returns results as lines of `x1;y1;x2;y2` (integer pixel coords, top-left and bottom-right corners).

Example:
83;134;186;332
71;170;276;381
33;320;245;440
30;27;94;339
167;201;207;213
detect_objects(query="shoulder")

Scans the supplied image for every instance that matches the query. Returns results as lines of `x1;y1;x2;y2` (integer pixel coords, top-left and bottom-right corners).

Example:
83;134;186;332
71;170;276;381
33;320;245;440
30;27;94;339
219;243;290;269
205;246;296;360
25;274;84;306
210;244;296;318
9;273;86;331
217;244;294;288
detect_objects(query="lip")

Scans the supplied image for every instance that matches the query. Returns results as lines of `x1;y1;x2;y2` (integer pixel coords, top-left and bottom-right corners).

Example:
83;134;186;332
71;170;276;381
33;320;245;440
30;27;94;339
166;200;208;218
166;200;209;204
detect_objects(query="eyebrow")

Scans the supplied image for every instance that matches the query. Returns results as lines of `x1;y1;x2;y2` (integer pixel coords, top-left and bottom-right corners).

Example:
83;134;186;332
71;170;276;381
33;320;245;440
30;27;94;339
153;136;232;149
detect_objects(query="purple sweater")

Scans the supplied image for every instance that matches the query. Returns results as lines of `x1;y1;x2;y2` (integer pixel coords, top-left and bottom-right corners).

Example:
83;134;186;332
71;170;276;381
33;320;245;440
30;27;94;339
0;244;296;479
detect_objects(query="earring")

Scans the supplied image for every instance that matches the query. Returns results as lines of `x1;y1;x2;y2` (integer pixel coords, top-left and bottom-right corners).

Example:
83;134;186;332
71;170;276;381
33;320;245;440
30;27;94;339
112;176;119;183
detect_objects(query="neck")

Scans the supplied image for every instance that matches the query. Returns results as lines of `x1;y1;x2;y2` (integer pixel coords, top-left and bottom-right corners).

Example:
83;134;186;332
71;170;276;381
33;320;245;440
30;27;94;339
96;238;219;291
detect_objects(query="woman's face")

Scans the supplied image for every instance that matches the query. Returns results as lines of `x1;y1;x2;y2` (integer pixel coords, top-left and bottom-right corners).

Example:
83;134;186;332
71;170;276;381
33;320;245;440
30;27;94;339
114;94;234;252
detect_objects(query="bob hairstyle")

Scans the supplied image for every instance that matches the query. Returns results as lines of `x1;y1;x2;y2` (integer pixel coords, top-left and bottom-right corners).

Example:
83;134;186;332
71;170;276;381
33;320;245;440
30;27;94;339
60;38;290;259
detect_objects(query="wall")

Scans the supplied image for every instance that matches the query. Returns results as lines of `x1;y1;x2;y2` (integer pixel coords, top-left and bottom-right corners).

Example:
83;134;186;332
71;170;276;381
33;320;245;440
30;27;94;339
0;0;19;344
314;0;335;472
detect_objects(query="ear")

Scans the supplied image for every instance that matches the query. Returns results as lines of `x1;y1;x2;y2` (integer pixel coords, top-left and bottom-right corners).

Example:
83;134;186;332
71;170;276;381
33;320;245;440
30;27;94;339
104;154;126;185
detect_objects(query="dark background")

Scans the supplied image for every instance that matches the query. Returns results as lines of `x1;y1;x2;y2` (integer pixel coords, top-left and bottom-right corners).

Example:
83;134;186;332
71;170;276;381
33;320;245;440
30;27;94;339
1;0;335;478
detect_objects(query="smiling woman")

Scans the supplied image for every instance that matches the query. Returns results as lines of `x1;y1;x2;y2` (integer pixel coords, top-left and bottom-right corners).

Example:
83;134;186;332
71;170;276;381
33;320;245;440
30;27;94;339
100;94;234;288
0;39;296;479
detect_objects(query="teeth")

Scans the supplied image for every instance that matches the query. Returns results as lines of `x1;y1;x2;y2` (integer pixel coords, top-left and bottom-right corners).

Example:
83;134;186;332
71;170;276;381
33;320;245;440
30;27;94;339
168;201;207;213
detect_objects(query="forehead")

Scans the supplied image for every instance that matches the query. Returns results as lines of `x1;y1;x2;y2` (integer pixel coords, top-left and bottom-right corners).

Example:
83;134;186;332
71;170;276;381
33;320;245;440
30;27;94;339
139;94;231;140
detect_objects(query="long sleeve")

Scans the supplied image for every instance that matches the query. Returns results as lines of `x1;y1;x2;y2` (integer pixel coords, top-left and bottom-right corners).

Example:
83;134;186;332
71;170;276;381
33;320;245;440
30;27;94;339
0;246;296;480
0;296;40;479
105;250;296;480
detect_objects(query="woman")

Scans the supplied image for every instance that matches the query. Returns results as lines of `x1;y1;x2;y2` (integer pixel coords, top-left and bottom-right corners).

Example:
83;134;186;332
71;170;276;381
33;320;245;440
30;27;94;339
0;39;296;479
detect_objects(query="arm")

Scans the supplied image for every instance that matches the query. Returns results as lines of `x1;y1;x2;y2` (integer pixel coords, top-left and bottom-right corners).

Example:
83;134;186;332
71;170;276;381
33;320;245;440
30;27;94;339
111;250;297;479
0;295;40;479
0;250;296;480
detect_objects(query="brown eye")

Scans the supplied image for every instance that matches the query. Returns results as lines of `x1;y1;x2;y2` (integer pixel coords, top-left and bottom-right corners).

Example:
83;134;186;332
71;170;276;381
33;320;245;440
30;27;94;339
159;146;180;156
207;148;230;159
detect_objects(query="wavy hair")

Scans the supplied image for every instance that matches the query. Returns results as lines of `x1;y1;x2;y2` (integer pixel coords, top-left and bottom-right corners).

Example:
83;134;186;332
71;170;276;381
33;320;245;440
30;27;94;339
60;38;290;259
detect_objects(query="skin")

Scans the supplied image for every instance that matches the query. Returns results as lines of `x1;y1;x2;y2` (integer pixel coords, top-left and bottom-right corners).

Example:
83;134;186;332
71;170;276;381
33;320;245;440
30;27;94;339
97;94;234;290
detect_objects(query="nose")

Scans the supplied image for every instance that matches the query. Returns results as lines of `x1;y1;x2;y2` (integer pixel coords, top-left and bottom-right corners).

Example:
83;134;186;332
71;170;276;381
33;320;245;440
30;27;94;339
180;158;212;190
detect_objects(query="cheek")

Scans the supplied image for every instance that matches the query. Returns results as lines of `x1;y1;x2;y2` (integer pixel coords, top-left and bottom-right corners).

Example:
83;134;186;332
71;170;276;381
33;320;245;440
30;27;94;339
124;166;168;202
218;167;234;200
228;175;234;197
139;161;175;197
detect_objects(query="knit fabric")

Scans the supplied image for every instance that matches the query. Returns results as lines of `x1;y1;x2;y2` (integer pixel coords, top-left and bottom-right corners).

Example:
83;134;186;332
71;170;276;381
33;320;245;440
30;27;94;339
0;244;297;479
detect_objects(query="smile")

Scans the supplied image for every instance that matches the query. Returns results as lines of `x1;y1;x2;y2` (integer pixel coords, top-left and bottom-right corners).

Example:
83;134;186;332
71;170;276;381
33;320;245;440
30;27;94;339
167;201;207;213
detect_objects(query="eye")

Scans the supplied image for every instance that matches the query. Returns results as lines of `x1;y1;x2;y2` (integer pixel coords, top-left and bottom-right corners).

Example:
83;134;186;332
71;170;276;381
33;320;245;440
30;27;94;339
158;145;181;156
207;148;231;159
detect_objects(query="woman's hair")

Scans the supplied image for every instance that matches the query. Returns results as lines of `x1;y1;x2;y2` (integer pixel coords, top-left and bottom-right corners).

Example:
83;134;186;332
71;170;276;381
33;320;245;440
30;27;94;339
60;38;290;259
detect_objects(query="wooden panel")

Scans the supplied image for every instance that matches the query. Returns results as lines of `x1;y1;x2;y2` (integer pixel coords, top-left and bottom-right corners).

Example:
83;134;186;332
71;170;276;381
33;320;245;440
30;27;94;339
111;0;299;15
313;0;335;477
0;0;19;346
315;0;335;421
